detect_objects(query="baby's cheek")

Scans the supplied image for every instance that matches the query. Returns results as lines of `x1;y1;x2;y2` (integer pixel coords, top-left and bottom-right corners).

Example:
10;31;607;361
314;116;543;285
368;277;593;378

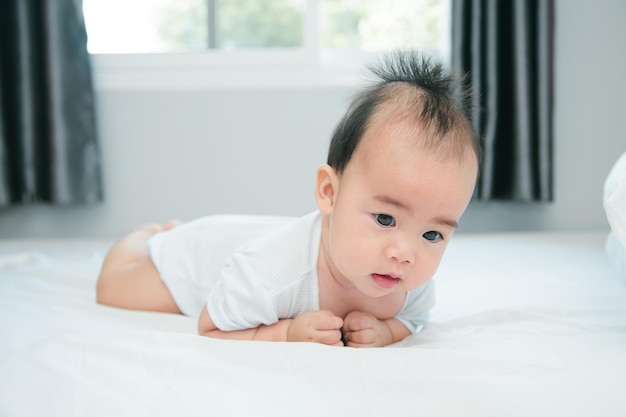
418;256;444;284
344;240;374;269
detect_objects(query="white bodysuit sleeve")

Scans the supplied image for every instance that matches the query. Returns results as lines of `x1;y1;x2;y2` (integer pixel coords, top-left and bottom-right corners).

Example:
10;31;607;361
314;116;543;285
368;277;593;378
205;211;321;332
206;252;279;332
394;279;435;334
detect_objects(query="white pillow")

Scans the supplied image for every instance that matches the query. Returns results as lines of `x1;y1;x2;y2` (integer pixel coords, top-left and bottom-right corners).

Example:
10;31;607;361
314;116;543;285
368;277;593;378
606;233;626;278
604;152;626;278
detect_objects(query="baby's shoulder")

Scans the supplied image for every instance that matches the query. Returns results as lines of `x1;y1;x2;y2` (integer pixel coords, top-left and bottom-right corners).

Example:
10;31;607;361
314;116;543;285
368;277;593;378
226;212;322;290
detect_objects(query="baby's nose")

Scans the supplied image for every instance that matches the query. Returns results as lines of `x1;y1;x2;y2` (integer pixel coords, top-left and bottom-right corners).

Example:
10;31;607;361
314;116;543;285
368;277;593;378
385;239;416;264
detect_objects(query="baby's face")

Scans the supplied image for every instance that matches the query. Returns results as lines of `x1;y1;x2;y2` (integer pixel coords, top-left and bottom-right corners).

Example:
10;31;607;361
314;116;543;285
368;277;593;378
322;118;477;298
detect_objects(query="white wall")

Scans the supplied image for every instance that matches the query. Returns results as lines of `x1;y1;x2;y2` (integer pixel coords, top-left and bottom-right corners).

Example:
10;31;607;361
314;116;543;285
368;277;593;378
1;0;624;238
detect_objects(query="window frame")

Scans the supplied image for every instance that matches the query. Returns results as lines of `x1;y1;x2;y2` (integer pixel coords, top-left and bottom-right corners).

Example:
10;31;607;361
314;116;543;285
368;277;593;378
88;0;450;91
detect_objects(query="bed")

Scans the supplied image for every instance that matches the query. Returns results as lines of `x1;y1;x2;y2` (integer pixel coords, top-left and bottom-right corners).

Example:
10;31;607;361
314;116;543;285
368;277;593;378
1;231;625;417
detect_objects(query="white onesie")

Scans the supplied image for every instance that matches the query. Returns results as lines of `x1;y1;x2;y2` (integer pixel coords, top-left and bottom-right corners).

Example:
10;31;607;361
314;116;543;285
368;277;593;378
147;211;434;333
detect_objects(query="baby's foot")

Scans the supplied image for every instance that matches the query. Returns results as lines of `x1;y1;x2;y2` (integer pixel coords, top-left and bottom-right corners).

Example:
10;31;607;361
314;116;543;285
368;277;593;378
162;219;183;231
132;220;182;235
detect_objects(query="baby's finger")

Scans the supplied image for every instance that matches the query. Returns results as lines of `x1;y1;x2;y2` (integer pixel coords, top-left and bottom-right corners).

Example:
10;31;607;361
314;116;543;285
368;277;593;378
344;328;376;345
317;329;343;346
313;313;343;331
343;315;374;332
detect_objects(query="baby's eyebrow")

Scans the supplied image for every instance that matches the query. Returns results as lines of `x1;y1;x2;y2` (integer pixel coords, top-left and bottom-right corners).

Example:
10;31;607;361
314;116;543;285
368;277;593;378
373;195;409;211
433;217;458;229
373;195;458;229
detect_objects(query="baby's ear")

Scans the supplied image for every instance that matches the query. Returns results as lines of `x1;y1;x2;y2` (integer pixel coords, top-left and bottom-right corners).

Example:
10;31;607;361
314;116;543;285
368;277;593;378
315;164;339;214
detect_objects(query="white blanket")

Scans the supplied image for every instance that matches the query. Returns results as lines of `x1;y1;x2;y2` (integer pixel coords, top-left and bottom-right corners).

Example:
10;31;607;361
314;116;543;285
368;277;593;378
1;233;625;417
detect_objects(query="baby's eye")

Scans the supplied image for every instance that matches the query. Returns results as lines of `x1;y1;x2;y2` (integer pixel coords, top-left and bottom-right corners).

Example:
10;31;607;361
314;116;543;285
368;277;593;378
423;231;443;242
374;213;396;227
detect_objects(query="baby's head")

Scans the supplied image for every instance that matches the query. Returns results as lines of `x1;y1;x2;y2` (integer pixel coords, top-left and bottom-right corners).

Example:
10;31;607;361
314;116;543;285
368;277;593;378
315;51;480;297
327;50;480;175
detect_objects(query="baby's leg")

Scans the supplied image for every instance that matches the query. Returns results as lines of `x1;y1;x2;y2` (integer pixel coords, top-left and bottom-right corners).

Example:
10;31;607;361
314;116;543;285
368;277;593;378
96;222;182;314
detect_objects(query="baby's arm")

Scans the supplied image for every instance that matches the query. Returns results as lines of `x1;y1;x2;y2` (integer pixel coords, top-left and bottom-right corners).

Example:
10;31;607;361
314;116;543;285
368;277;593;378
197;305;344;346
342;311;411;347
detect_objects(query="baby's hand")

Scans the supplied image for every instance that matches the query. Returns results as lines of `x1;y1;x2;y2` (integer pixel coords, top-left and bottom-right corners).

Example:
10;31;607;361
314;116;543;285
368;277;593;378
342;311;393;348
287;310;344;346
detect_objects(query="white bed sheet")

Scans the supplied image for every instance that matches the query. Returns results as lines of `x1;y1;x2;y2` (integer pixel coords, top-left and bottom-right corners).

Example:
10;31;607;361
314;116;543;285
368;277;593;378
1;232;625;417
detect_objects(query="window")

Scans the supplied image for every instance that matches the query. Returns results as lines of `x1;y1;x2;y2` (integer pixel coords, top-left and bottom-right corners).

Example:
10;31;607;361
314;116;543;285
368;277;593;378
83;0;449;90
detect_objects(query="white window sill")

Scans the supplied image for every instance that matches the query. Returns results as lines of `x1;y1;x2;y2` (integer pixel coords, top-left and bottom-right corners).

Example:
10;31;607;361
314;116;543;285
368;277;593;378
90;51;373;91
92;66;369;91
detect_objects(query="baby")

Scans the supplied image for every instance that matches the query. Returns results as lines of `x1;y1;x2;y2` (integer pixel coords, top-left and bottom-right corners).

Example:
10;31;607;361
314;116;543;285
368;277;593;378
96;50;480;347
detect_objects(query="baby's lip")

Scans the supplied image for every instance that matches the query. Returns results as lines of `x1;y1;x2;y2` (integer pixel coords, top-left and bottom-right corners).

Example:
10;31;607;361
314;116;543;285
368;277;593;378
378;272;402;280
371;273;402;289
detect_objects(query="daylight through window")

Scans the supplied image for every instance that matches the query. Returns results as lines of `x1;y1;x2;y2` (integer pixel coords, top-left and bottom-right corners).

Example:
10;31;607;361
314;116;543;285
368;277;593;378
83;0;449;89
83;0;447;56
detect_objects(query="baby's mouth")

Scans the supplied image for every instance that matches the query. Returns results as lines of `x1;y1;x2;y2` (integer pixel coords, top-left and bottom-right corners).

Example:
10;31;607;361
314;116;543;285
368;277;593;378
371;273;401;289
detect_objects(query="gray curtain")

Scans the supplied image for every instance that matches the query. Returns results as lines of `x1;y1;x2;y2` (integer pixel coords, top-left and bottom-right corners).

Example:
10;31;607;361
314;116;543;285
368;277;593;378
451;0;554;201
0;0;102;206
